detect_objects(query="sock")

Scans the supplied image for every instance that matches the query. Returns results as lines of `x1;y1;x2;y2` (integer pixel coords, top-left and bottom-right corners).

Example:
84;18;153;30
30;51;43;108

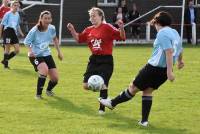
111;89;134;107
142;96;152;122
99;89;108;111
3;53;9;67
36;74;47;95
46;80;58;91
8;51;16;60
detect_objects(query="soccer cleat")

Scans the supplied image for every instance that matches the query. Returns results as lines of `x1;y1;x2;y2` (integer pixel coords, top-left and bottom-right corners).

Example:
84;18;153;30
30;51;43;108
46;90;55;96
98;110;105;115
138;120;149;127
98;98;114;110
35;95;43;100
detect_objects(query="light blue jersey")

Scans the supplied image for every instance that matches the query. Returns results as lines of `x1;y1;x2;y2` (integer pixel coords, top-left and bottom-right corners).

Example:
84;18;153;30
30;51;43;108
24;24;56;57
148;27;183;68
1;11;20;32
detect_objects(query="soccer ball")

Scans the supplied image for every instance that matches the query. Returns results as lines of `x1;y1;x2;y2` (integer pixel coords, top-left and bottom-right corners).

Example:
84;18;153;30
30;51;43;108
88;75;104;92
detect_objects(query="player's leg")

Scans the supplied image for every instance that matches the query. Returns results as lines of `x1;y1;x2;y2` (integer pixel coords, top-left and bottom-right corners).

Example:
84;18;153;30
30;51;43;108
99;83;139;109
138;88;153;127
1;44;11;68
8;43;20;60
45;55;58;96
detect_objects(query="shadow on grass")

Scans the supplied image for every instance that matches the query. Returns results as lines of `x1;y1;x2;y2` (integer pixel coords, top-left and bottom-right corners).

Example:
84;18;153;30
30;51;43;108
46;96;97;117
103;112;188;134
12;68;35;76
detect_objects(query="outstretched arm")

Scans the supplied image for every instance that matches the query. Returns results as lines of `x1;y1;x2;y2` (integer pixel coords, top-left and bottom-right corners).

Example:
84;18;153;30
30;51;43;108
67;23;79;42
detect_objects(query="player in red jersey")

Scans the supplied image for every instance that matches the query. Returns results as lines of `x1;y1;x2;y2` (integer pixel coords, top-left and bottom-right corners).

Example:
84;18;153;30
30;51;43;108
0;0;10;21
67;7;126;115
0;0;10;50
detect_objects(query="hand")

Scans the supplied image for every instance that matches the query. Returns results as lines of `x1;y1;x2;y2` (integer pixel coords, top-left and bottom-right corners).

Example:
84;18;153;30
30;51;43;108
167;71;175;82
177;60;184;70
67;23;74;32
117;20;124;29
58;52;63;61
28;51;35;57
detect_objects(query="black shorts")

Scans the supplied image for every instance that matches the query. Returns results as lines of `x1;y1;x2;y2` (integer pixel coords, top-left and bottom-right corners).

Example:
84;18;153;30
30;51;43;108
83;55;114;86
133;64;167;90
3;27;19;45
29;55;56;72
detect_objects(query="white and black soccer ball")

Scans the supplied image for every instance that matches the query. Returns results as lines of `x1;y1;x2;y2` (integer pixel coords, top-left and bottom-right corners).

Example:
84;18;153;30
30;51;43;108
88;75;104;92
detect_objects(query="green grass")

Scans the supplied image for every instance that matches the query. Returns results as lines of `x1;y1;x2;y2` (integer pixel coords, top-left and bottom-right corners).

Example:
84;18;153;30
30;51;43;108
0;44;200;134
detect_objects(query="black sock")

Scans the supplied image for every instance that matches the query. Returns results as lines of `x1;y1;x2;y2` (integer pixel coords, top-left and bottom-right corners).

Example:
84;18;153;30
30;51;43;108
142;96;152;122
37;74;46;95
8;51;16;60
46;81;58;91
3;53;9;67
111;89;134;107
99;89;108;111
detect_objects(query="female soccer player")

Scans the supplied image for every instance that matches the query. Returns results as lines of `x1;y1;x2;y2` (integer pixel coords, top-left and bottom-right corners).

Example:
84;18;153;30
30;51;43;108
0;0;24;69
99;11;184;126
67;7;126;114
24;11;63;99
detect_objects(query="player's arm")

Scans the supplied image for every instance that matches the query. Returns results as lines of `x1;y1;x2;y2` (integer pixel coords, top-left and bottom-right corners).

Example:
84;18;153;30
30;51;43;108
53;36;63;61
18;26;24;37
0;24;3;38
67;23;79;42
177;52;184;69
117;20;126;39
165;48;175;82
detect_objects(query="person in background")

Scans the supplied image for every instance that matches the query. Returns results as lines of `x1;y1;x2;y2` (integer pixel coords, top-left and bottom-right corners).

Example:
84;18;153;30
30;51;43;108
128;3;141;42
184;0;197;44
0;0;24;69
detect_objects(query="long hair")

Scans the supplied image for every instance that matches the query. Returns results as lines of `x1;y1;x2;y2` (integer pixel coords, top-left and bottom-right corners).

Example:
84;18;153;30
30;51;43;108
37;10;51;31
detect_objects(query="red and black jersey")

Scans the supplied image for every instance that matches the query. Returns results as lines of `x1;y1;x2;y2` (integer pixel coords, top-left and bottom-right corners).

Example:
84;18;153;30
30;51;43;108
0;5;10;19
78;23;125;55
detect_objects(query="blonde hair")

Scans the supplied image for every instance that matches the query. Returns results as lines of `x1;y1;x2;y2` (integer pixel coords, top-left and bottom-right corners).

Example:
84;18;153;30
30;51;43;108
10;0;19;7
88;7;106;22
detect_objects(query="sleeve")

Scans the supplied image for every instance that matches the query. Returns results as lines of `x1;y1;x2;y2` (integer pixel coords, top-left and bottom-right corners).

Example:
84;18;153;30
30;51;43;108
50;25;56;38
1;12;8;26
78;28;88;43
108;24;124;41
24;28;35;47
157;33;172;50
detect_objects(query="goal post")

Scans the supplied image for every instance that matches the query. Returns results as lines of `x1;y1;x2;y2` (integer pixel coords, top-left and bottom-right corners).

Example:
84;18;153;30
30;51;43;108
21;0;63;44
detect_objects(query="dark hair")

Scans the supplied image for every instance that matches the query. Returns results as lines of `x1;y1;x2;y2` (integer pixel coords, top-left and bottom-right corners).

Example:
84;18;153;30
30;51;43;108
37;10;51;31
150;11;172;26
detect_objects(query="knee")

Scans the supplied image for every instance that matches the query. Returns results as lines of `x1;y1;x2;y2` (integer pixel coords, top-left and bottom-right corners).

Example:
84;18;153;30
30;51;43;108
83;83;88;90
15;49;20;54
128;83;139;95
142;88;153;96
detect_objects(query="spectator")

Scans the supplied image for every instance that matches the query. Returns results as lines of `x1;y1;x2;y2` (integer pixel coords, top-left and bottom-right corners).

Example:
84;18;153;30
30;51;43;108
128;3;141;41
113;7;127;28
184;0;197;44
121;0;128;15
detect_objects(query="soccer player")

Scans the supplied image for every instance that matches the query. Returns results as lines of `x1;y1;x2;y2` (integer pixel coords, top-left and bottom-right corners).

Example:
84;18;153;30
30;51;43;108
0;0;24;69
24;11;63;99
67;7;126;114
99;11;184;126
0;0;10;21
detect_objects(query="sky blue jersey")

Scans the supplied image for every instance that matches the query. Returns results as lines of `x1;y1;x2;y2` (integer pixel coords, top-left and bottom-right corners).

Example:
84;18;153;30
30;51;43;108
148;27;183;68
24;24;56;57
1;11;20;32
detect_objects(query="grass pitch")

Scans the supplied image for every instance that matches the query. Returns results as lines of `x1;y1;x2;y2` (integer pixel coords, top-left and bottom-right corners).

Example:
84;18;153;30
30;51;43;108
0;44;199;134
